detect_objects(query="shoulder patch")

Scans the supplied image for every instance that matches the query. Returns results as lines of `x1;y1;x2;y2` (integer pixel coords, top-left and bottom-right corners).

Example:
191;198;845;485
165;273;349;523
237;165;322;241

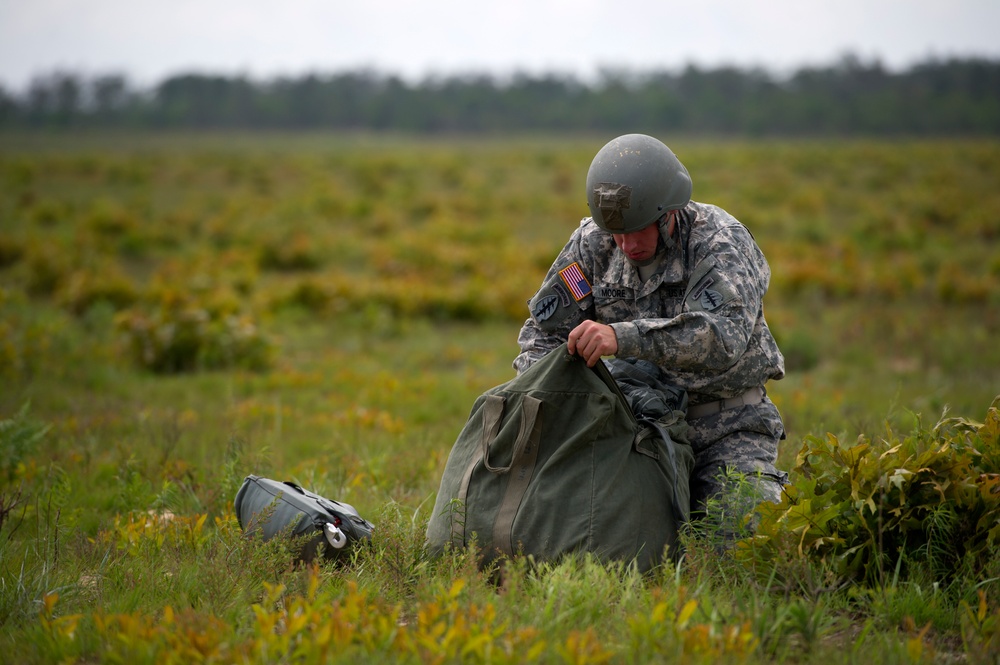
531;294;559;321
697;289;725;311
558;262;592;301
527;266;591;333
689;277;715;301
685;259;738;313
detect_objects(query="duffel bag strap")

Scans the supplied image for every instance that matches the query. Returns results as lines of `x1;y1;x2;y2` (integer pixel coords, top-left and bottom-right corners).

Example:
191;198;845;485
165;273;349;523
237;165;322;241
451;394;544;552
452;394;507;544
491;395;543;557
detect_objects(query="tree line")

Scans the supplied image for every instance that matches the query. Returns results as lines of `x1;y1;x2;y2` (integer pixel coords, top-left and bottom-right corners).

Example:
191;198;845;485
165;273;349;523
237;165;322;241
3;56;999;136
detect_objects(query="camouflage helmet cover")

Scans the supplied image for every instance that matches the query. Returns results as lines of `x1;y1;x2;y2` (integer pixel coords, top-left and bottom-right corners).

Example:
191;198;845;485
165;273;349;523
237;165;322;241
586;134;692;233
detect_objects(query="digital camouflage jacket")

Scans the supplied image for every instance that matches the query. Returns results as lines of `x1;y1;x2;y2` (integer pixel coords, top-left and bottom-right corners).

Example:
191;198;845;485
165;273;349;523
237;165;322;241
514;201;785;405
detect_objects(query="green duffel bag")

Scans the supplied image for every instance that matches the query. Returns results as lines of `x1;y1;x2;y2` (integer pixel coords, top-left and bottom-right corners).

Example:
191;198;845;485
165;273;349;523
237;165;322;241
425;344;694;573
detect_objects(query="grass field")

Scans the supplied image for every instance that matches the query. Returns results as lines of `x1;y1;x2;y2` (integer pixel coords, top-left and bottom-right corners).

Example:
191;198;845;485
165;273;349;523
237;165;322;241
1;132;999;663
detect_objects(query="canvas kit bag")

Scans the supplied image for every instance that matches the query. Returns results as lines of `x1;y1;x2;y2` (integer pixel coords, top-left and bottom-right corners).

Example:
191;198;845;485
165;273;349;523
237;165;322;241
425;344;694;573
234;475;374;562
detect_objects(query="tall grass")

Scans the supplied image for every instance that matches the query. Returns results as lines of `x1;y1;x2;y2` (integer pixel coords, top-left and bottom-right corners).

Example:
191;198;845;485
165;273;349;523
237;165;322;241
1;133;999;662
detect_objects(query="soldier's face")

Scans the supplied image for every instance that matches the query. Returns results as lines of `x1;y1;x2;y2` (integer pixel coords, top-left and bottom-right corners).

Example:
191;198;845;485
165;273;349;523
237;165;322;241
613;222;661;263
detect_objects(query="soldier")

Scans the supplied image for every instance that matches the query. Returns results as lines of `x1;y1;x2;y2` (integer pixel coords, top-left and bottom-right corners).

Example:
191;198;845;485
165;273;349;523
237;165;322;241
514;133;787;533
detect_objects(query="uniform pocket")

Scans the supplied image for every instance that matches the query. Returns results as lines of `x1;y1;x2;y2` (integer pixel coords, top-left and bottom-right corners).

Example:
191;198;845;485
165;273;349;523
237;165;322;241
744;397;785;441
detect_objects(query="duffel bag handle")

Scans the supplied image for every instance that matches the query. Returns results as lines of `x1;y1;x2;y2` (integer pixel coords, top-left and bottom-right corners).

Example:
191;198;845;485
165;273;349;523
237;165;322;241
481;395;542;474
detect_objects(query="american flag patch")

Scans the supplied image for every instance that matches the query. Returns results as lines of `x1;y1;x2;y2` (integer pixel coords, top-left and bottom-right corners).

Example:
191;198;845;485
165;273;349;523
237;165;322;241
559;262;592;301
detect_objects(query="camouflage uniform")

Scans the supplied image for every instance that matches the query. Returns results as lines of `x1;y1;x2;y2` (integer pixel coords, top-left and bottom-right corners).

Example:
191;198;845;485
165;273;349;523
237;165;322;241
514;201;788;518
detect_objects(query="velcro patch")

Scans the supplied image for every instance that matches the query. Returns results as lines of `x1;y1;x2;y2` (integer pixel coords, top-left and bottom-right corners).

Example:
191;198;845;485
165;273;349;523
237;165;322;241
552;282;572;308
527;269;590;332
689;277;715;301
594;284;633;300
559;262;592;301
532;294;559;322
697;289;725;311
686;268;736;313
593;182;632;231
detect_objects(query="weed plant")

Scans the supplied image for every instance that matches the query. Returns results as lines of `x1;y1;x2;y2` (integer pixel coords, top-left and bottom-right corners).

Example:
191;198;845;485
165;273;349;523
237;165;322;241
1;133;999;662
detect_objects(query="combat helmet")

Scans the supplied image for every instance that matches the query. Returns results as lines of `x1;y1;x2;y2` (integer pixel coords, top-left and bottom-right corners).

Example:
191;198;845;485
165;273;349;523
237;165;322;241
586;134;692;233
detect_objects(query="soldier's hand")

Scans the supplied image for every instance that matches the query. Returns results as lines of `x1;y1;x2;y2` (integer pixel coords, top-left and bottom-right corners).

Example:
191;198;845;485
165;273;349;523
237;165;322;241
568;321;618;367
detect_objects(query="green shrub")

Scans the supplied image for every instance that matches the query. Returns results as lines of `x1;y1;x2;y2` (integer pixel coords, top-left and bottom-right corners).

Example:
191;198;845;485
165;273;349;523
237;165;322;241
24;242;73;297
741;396;1000;586
258;231;325;272
0;403;49;483
116;294;274;374
0;235;24;269
57;267;138;315
28;199;68;227
83;198;140;237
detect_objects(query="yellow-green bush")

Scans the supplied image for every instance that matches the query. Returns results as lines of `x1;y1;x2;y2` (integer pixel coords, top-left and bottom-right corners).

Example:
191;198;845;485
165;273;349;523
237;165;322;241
0;235;24;269
116;301;273;373
741;396;1000;585
57;267;138;315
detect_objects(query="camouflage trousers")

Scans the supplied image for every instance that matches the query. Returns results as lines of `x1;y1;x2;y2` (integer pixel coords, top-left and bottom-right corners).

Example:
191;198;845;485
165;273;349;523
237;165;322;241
685;393;788;532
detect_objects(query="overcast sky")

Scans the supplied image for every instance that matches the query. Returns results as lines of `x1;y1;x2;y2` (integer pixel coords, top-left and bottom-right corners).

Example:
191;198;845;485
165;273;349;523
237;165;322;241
2;0;998;91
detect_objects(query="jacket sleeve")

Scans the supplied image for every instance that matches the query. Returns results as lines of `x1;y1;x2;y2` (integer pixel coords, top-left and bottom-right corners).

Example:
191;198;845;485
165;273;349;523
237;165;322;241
610;222;769;373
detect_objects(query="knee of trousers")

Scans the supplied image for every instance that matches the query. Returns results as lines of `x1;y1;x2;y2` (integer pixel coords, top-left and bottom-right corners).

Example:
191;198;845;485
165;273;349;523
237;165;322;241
689;463;787;511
